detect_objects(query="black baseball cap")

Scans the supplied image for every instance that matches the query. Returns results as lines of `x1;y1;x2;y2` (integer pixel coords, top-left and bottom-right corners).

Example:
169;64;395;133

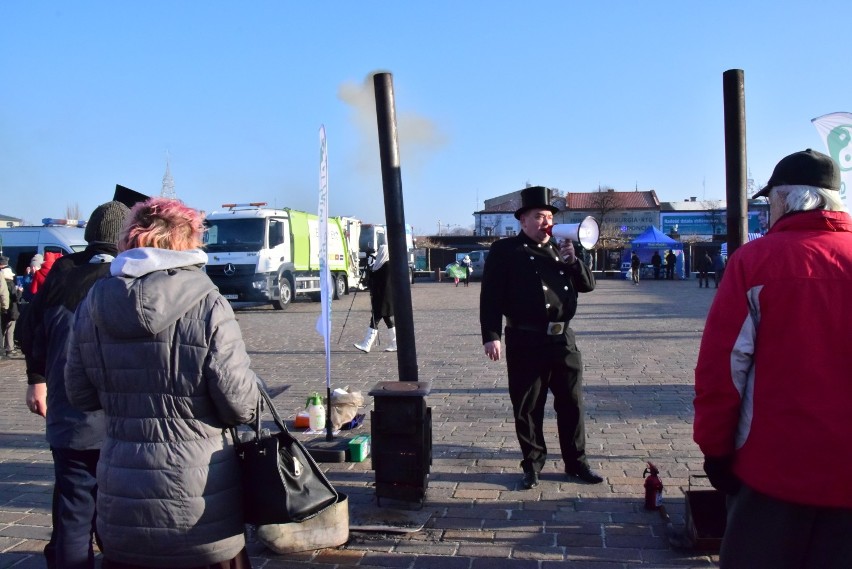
753;149;840;198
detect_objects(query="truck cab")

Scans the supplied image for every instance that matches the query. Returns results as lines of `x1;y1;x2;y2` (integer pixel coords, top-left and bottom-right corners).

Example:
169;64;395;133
204;203;359;310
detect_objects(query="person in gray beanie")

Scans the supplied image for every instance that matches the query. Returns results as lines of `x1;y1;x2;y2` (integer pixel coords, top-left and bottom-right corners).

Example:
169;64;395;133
84;201;129;245
19;186;146;569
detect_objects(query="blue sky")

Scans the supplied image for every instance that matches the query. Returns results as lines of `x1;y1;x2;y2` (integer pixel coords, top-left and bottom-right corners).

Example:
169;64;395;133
2;1;850;236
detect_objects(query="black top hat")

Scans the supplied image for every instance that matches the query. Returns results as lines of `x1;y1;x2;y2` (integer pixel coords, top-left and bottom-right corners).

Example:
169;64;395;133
514;186;559;219
753;149;840;198
113;184;150;208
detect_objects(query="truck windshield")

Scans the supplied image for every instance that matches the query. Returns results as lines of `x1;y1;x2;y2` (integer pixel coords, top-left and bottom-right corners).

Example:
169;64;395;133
204;218;265;252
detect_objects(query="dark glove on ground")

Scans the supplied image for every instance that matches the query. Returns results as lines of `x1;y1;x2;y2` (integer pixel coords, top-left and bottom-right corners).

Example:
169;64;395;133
703;455;741;495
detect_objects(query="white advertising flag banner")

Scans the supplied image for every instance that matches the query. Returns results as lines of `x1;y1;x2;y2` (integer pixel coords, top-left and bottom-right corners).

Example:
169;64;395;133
316;125;332;389
812;112;852;207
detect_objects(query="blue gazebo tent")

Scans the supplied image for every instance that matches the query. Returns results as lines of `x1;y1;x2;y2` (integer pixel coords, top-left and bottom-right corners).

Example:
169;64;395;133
626;226;684;279
630;226;680;249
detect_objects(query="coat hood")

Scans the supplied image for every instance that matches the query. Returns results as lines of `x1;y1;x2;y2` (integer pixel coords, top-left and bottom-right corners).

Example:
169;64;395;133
39;251;62;273
90;248;215;338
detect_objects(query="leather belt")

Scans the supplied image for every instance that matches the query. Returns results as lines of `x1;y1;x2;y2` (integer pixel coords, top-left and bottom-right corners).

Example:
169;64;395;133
506;319;568;336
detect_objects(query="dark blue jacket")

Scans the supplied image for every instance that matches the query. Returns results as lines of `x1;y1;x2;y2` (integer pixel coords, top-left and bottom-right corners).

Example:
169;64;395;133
19;245;115;449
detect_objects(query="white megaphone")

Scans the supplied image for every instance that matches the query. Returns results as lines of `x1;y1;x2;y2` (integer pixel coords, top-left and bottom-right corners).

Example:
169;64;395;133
545;216;600;249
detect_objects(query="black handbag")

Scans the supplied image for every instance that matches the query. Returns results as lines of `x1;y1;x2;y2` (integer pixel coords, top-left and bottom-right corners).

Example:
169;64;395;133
231;389;338;526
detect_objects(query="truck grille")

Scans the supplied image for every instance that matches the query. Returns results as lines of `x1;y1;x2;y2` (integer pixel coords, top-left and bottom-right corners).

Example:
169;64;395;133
206;263;256;278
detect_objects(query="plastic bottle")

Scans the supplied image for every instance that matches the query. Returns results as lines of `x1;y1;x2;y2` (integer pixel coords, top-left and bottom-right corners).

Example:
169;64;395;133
306;393;325;431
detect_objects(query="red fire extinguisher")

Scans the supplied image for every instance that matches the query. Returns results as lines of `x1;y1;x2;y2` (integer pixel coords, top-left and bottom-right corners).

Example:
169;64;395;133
643;462;663;510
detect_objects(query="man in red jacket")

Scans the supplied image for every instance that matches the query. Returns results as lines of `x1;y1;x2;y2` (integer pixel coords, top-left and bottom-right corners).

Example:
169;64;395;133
694;149;852;567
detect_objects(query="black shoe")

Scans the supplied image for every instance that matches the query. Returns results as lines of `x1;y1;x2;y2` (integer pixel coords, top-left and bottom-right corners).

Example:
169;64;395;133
566;464;604;484
522;471;539;490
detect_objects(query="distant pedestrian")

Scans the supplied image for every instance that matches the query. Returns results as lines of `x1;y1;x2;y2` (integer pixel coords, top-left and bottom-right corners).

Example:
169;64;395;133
461;255;472;287
712;251;726;288
29;251;62;297
0;259;9;359
651;251;662;280
1;256;19;357
446;260;466;287
354;244;397;353
630;252;640;285
665;250;676;280
21;255;42;302
698;252;712;288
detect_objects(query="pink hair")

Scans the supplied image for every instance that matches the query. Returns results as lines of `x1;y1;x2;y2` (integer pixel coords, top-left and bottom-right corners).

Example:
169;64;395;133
118;198;204;252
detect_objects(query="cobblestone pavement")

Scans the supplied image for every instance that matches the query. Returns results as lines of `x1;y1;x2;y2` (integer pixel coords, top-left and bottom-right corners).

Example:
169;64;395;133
0;275;722;568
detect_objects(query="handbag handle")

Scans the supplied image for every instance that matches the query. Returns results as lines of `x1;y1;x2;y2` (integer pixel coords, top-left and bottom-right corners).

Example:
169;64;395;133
234;387;291;444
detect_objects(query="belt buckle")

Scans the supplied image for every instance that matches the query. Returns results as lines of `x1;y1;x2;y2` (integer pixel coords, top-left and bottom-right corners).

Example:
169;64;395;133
546;322;564;336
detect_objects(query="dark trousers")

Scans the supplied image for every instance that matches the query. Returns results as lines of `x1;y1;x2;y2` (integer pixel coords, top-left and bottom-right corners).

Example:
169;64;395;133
653;267;660;280
698;270;709;287
505;327;587;474
721;484;852;568
49;447;100;569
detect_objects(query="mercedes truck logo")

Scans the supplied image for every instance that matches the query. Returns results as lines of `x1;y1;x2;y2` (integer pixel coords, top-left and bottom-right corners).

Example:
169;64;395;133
223;263;236;276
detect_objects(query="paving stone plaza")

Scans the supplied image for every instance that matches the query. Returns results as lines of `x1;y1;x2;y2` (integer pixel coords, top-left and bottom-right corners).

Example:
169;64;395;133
0;275;723;568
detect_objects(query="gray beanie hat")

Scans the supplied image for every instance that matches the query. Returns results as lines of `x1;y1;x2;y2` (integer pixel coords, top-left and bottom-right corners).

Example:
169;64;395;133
84;200;131;244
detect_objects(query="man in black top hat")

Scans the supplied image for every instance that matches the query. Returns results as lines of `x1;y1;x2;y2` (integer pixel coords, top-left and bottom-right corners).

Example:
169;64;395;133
480;186;602;490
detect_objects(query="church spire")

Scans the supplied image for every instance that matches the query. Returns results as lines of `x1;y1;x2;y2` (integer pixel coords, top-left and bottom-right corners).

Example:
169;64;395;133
161;153;176;198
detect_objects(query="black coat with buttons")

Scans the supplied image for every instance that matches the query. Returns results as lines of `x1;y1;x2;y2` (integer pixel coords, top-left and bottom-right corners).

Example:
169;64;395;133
479;231;595;344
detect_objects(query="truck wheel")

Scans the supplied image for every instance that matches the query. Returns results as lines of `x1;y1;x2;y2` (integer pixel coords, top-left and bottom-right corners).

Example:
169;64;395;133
333;274;347;299
272;276;293;310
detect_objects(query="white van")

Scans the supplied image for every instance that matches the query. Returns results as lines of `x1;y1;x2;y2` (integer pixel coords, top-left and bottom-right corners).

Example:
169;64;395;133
466;250;489;280
0;223;88;275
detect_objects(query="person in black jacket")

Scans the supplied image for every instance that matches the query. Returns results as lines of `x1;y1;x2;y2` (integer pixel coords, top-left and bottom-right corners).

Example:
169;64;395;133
353;244;397;353
698;251;713;288
480;186;602;490
651;251;662;280
20;185;146;569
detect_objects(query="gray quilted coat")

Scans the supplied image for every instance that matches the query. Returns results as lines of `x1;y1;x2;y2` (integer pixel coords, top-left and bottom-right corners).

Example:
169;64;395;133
66;248;259;567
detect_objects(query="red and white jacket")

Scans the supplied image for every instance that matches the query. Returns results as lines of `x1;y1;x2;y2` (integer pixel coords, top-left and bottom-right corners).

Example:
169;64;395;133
694;209;852;508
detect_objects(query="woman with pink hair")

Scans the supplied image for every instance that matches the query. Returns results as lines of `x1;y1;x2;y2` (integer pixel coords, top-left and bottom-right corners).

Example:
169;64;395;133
66;198;260;569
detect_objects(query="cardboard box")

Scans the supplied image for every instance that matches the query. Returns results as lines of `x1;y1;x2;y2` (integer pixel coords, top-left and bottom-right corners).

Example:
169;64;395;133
348;435;371;462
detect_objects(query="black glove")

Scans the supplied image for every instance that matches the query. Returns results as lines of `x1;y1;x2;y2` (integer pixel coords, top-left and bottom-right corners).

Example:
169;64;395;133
703;455;741;495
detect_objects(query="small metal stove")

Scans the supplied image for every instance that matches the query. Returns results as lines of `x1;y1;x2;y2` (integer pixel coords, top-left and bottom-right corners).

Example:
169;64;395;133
368;381;432;506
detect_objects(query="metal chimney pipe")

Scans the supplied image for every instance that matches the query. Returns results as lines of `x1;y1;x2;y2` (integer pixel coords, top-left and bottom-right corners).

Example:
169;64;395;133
373;72;418;382
723;69;749;257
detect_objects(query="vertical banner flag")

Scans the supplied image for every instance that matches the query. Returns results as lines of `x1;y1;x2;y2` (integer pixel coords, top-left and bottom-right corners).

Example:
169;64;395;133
316;126;332;390
812;112;852;207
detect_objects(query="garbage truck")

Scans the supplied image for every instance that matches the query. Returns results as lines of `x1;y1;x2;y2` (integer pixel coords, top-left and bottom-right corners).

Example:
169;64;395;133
203;203;361;310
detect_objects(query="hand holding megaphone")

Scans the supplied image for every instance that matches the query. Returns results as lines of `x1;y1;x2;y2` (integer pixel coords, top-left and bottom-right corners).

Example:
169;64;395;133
544;216;600;249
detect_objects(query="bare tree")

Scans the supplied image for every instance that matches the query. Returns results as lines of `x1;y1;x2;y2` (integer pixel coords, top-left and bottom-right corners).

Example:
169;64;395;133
588;187;619;226
597;221;631;251
701;200;725;236
66;202;82;220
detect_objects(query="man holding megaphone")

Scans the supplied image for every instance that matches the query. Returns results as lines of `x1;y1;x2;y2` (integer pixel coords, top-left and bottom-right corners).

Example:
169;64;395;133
479;186;602;490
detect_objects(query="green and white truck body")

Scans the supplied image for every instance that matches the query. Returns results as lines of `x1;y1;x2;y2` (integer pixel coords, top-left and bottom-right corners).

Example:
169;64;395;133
203;203;360;310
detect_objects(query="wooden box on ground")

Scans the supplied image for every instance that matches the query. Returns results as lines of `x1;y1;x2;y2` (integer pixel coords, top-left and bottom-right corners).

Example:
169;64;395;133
684;487;726;551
